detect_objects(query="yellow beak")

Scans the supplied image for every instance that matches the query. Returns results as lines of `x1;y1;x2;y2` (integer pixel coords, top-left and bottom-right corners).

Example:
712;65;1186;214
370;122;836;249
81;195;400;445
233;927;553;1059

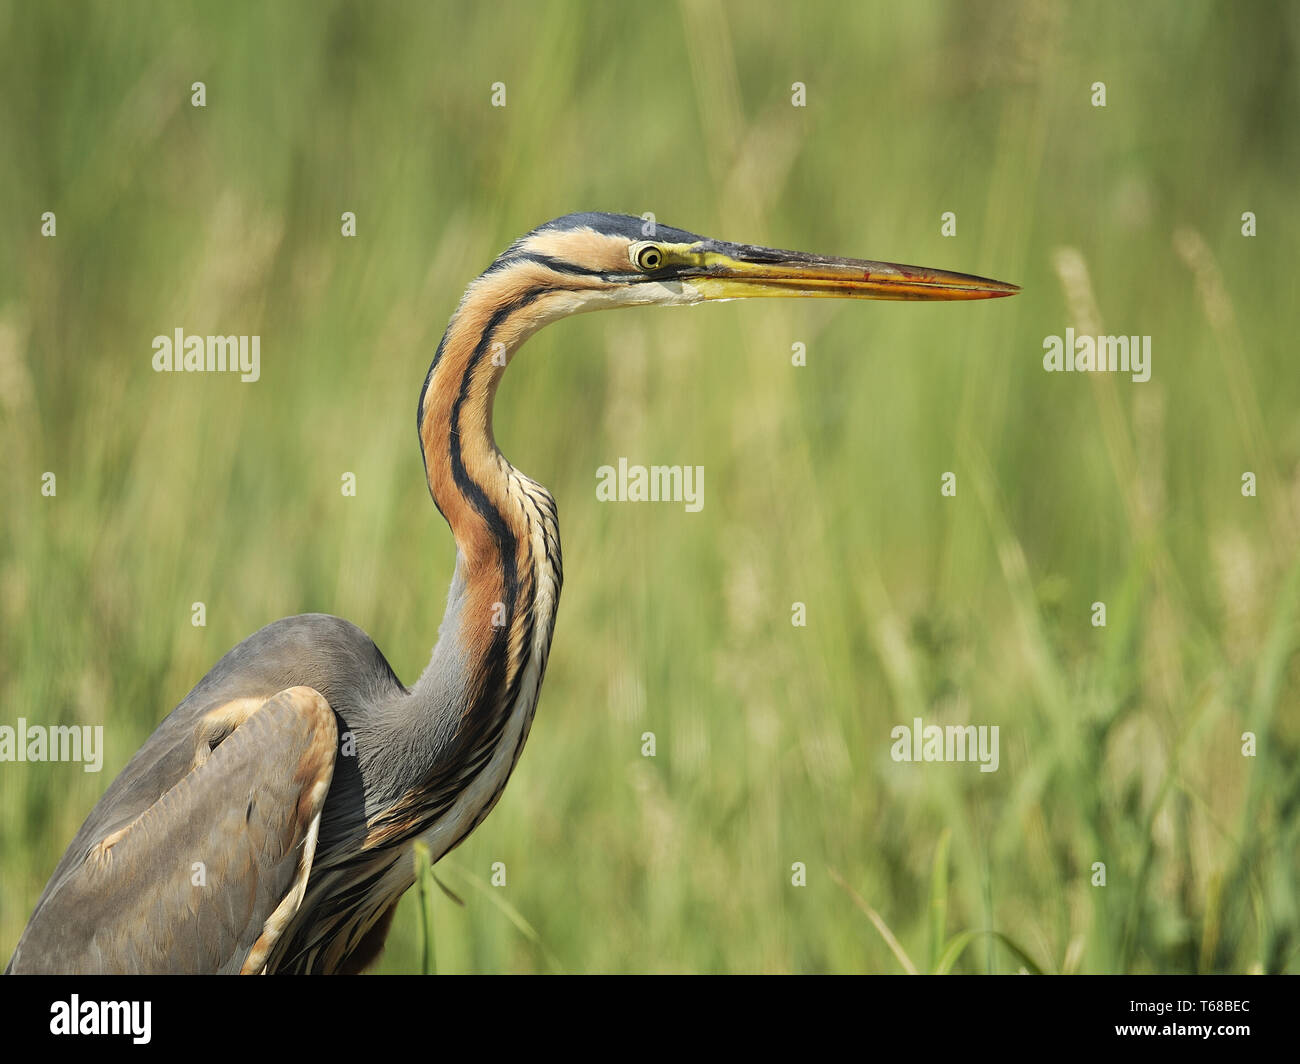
686;245;1019;302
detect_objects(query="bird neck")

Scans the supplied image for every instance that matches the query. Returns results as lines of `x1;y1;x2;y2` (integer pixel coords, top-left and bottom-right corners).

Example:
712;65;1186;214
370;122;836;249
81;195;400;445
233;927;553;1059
417;267;566;569
399;269;564;850
418;274;542;647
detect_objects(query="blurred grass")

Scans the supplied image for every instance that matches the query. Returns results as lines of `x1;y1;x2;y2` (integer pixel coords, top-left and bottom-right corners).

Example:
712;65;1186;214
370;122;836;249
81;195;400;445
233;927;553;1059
1;0;1298;973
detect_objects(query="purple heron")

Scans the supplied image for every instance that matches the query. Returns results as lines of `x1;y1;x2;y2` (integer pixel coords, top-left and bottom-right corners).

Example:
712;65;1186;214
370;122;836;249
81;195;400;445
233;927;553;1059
7;213;1017;973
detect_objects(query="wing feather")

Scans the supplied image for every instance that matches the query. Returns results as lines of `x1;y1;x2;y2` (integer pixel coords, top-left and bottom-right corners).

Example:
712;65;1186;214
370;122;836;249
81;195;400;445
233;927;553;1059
7;687;337;974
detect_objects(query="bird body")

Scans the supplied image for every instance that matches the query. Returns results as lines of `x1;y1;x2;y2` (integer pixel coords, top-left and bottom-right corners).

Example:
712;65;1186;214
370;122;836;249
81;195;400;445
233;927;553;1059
8;213;1015;973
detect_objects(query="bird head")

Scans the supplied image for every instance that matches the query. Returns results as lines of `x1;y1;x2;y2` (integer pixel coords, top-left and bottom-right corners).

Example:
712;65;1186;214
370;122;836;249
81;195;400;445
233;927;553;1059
486;211;1019;311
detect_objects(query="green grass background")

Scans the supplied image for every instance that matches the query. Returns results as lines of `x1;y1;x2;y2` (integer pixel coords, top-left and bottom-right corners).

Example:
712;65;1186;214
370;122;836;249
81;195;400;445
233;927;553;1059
1;0;1297;974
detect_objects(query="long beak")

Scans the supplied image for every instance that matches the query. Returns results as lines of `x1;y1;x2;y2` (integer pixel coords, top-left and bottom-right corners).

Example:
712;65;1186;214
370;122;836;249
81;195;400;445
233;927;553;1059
687;244;1019;302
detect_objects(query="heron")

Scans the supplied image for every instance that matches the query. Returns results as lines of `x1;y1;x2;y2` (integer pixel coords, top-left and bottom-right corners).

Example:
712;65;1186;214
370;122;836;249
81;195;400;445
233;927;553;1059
7;212;1017;974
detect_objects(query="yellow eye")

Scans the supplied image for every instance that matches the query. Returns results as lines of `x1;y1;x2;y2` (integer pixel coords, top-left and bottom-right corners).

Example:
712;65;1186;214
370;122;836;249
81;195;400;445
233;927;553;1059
634;243;665;271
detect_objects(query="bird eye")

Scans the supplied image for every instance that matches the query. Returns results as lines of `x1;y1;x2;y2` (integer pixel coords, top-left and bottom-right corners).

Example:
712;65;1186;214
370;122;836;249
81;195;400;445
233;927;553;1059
634;244;664;271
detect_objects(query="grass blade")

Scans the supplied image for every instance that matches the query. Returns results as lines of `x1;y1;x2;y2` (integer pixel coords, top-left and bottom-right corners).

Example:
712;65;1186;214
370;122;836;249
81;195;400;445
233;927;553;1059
438;861;565;973
829;866;918;974
412;842;438;975
929;829;952;973
935;929;1045;975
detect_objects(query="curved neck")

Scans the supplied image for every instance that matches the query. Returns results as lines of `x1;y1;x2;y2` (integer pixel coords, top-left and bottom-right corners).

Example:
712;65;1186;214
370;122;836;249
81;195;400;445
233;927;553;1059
417;265;583;564
416;270;561;652
415;264;588;701
382;266;567;853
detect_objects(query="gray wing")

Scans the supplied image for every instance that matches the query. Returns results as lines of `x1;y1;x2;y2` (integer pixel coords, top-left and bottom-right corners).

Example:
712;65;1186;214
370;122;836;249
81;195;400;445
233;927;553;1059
7;687;337;974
